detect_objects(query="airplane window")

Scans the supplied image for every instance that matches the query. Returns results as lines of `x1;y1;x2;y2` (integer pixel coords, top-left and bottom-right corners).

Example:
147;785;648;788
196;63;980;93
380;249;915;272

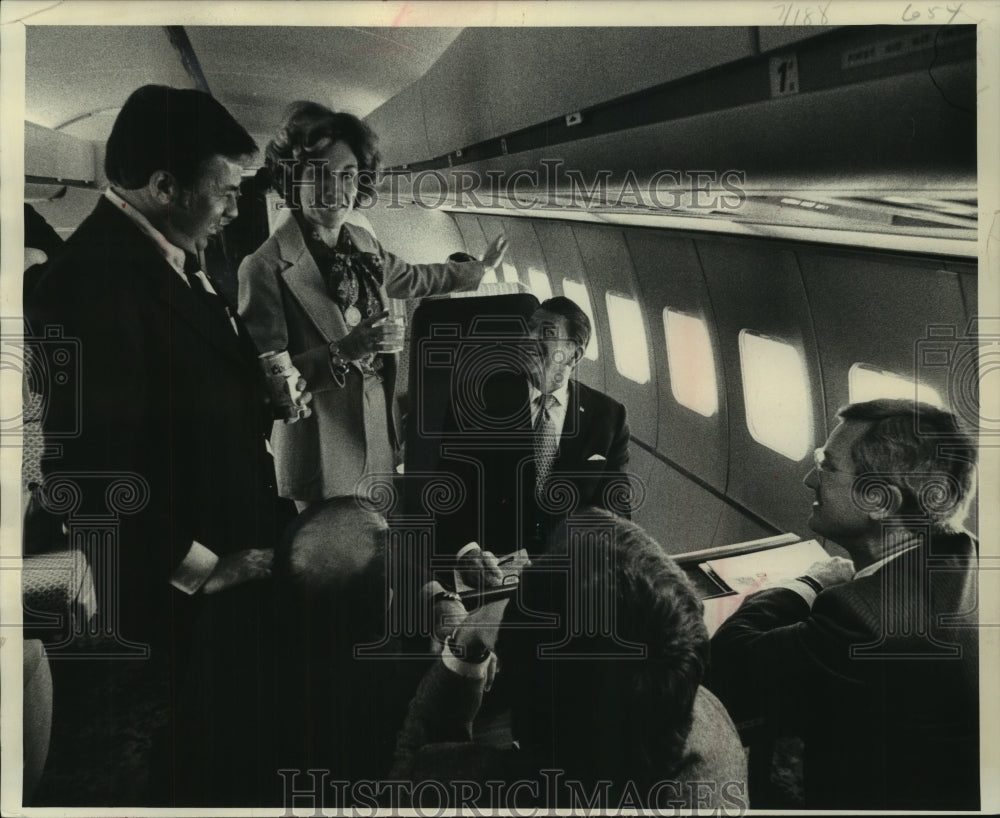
561;278;599;360
481;266;499;285
738;330;812;460
664;308;718;416
528;266;553;302
501;262;519;283
606;292;651;384
849;363;944;407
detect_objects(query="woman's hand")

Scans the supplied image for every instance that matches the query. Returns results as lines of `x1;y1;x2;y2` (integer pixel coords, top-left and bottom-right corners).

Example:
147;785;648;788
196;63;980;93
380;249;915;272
338;310;405;359
482;235;509;273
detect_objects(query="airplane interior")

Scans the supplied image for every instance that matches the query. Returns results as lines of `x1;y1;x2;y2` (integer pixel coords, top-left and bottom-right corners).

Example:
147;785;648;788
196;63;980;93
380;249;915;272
4;8;997;814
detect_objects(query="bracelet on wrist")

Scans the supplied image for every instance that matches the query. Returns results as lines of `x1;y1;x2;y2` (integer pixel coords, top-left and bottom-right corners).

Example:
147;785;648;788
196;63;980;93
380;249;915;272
432;589;463;606
796;575;824;595
328;342;350;387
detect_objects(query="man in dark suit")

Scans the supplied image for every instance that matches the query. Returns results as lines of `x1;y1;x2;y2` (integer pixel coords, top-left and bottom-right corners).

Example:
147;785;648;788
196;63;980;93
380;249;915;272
709;399;978;809
430;296;631;591
392;511;747;811
27;85;309;804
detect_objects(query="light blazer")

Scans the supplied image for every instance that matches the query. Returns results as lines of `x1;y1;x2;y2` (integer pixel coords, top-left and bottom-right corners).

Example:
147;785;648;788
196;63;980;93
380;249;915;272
238;215;484;501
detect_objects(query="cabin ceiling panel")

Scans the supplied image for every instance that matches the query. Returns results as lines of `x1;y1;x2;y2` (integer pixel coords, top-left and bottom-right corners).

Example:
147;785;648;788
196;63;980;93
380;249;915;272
440;62;974;194
757;25;840;53
364;85;432;168
189;26;461;137
381;27;756;160
25;27;192;131
25;26;460;149
483;27;757;136
419;33;500;156
25;122;95;182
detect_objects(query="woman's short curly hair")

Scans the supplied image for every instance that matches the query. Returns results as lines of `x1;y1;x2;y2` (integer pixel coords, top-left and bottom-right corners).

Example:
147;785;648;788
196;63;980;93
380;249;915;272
263;101;380;207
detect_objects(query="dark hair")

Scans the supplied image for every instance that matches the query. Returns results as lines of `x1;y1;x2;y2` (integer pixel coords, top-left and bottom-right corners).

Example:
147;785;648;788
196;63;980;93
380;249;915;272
105;85;257;190
534;296;591;352
838;399;976;528
264;101;380;207
497;510;707;796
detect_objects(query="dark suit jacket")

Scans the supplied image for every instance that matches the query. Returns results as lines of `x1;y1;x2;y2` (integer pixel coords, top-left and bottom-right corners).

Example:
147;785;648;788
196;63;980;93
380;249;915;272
391;662;748;810
709;531;979;809
432;373;630;564
28;197;285;647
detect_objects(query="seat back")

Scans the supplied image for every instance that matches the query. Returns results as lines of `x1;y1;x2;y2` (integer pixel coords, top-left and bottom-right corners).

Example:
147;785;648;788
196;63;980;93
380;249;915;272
403;293;539;504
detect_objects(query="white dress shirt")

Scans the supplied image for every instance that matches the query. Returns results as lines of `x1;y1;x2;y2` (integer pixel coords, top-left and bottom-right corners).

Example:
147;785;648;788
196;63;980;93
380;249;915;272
455;380;572;565
528;380;570;439
106;189;239;335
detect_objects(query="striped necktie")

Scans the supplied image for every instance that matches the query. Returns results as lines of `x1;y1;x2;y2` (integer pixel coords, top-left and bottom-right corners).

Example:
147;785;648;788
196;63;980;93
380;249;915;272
534;393;559;503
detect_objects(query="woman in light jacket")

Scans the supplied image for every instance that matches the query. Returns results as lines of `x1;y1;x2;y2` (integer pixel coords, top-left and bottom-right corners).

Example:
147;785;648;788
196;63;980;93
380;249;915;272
239;102;507;507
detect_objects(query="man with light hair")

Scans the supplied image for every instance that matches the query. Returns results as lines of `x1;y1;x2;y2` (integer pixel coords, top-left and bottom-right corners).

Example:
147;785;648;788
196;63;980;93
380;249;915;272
710;399;978;809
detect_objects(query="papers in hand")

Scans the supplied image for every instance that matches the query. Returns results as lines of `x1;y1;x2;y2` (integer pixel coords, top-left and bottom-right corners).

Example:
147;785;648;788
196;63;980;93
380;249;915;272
699;539;829;596
698;539;829;636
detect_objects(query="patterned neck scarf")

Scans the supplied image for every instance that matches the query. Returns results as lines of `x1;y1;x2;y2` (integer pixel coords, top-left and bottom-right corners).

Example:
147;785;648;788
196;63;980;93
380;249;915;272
301;219;388;374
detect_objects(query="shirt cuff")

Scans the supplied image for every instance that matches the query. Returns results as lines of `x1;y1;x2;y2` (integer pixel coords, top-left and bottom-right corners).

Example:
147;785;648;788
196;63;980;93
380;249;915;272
442;638;492;679
772;577;819;607
421;580;446;606
170;541;219;595
454;542;481;592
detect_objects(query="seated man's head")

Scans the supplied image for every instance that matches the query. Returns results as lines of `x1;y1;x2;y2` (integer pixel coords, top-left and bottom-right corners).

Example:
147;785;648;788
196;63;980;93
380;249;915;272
279;496;390;645
526;297;590;394
105;85;257;253
804;399;976;559
497;510;707;792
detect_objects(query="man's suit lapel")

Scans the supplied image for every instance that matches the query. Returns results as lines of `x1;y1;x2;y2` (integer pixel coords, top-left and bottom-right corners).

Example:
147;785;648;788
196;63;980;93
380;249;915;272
556;380;590;468
98;200;254;371
275;216;350;343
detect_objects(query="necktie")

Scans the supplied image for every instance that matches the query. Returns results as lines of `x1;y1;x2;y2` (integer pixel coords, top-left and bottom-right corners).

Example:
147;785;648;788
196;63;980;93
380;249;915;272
534;393;559;504
183;257;238;336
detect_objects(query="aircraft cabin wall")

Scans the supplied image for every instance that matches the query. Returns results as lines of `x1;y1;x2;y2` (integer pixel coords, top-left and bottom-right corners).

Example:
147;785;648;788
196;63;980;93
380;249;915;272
368;201;978;557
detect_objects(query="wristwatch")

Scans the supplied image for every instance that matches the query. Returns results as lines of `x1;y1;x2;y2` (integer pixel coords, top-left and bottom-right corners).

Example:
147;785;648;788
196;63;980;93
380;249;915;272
795;575;824;595
328;342;350;387
447;630;491;664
